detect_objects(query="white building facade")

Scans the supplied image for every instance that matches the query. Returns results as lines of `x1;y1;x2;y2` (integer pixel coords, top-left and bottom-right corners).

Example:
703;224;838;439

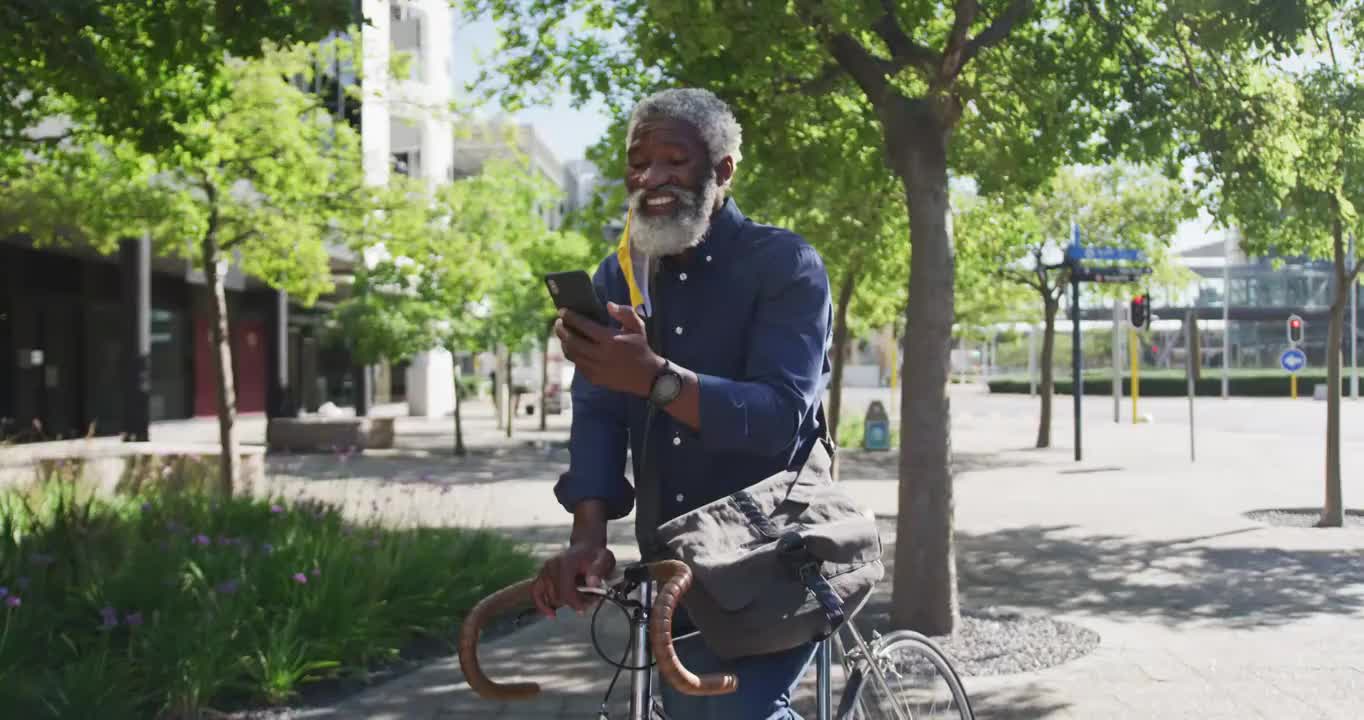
359;0;458;417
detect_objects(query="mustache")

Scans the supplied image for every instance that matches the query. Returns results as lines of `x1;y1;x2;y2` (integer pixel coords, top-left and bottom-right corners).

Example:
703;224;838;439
629;183;703;212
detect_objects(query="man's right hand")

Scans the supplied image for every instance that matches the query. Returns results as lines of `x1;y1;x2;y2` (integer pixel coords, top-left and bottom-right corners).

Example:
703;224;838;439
531;542;616;618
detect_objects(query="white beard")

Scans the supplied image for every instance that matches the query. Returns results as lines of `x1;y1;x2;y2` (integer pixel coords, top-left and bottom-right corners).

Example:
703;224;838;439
628;176;722;258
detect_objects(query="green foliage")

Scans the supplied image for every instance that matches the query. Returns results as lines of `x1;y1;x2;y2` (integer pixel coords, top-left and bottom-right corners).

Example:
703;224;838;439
1;1;355;158
988;370;1346;398
0;462;535;718
336;156;597;365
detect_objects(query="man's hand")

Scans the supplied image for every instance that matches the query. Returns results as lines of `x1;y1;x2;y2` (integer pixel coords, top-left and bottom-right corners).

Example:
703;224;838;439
530;542;616;618
555;302;664;398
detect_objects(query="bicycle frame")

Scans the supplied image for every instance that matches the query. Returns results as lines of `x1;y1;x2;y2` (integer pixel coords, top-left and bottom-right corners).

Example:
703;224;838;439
609;576;836;720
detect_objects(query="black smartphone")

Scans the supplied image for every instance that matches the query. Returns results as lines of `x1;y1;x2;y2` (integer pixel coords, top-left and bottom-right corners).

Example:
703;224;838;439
544;270;612;327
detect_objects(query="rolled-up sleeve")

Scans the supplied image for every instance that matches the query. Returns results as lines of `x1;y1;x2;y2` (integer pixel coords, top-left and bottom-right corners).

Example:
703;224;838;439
553;262;635;520
696;241;830;457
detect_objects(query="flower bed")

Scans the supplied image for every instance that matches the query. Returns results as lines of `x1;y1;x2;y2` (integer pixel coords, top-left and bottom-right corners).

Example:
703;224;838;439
0;465;535;719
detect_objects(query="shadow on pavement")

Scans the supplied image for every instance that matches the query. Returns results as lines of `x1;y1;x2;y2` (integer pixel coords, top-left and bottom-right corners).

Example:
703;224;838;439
948;523;1364;628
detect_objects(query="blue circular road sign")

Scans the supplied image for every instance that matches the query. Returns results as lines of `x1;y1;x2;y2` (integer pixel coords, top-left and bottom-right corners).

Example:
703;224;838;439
1280;347;1307;374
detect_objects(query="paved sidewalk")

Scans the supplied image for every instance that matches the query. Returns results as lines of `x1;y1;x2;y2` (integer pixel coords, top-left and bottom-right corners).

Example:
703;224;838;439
233;388;1364;719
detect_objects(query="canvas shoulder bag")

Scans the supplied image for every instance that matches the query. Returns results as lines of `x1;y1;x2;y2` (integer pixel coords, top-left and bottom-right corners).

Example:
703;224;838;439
637;312;885;660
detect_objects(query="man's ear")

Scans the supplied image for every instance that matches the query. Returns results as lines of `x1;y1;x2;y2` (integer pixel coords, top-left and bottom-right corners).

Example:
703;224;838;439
714;156;735;187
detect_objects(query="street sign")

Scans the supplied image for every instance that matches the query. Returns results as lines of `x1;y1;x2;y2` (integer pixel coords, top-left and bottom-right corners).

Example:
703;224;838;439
1280;347;1307;374
1066;245;1146;262
1071;266;1154;283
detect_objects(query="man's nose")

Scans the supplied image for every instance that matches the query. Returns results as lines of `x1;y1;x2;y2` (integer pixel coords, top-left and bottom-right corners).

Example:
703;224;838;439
640;162;671;189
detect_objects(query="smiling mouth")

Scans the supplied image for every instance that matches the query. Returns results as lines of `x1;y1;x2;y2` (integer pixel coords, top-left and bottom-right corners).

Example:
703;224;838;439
643;195;678;213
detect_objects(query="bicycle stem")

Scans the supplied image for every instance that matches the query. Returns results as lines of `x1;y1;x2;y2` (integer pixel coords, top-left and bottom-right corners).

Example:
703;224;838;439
629;578;654;720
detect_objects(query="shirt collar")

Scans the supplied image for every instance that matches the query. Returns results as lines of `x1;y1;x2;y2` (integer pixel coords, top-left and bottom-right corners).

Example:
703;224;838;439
663;196;745;270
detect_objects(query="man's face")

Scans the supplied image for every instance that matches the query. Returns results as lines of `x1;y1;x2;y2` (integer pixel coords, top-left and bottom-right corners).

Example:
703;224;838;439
625;117;725;257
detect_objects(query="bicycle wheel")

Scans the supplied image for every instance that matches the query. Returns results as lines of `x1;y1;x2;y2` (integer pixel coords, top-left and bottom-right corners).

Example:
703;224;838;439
851;630;974;720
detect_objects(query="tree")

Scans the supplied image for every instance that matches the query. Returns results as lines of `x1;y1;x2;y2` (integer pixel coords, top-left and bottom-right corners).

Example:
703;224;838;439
956;163;1192;447
4;41;367;495
1146;5;1364;526
459;0;1159;634
1;1;352;160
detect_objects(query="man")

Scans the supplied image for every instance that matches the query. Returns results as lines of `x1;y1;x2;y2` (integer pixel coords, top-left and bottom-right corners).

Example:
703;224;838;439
533;87;833;719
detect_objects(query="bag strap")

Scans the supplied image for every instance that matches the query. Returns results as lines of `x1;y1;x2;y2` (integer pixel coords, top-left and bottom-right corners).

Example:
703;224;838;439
733;480;846;637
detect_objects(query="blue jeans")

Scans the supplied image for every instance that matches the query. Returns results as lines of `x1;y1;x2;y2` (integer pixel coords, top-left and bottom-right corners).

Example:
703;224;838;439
658;635;817;720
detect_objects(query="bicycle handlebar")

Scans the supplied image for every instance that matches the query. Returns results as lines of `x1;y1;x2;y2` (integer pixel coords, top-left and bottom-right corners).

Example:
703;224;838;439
457;560;738;702
646;560;740;696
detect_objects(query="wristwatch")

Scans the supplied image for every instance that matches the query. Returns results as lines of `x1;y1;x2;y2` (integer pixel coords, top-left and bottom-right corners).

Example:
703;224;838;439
648;360;684;407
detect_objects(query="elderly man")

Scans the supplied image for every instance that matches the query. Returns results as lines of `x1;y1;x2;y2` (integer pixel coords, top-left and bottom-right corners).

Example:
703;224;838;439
532;87;833;719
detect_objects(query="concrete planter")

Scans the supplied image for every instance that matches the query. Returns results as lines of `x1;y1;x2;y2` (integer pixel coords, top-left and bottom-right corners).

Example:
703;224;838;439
0;438;264;497
265;416;395;454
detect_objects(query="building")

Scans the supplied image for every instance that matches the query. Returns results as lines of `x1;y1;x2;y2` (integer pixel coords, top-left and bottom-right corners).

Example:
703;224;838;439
450;118;569;228
0;1;459;442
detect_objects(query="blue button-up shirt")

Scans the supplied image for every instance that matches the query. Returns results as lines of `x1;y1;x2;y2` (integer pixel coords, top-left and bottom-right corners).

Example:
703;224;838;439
554;197;833;531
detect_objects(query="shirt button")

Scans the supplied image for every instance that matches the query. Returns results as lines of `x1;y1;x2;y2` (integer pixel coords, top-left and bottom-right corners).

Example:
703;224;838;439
674;325;684;335
672;435;682;446
675;493;685;503
679;272;688;282
705;255;712;262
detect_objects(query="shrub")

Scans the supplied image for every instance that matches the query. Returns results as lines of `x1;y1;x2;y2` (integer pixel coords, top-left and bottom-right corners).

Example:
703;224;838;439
0;464;535;719
987;370;1345;397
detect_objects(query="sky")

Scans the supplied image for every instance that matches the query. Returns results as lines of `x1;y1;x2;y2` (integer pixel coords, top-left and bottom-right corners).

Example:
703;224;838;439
448;11;613;166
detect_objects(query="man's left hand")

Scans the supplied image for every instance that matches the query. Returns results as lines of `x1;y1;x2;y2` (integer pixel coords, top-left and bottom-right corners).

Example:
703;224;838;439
555;302;664;398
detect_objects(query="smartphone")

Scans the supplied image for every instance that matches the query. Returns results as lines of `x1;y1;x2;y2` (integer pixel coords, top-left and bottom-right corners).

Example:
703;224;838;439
544;270;612;327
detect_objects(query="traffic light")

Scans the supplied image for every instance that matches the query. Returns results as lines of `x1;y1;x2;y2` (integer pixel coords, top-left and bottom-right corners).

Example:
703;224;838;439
1287;314;1304;345
1130;294;1150;329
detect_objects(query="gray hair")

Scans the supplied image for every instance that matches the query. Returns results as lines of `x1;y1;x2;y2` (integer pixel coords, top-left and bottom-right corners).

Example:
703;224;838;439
626;88;743;169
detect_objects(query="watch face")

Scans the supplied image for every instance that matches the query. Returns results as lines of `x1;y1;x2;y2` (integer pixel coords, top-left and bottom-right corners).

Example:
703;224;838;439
653;373;682;404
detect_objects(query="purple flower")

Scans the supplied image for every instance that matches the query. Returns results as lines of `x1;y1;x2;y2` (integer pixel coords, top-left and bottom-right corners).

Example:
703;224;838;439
166;520;181;533
260;542;274;555
193;534;211;546
100;606;118;629
270;504;284;514
141;502;153;512
215;580;240;595
125;612;143;627
0;587;7;599
5;596;20;608
291;572;308;585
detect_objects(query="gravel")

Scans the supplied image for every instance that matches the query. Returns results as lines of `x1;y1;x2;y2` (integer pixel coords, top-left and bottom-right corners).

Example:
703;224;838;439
919;607;1101;677
1244;508;1364;528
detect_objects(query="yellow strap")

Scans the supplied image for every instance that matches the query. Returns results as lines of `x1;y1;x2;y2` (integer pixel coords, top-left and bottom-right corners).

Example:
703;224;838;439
616;207;644;311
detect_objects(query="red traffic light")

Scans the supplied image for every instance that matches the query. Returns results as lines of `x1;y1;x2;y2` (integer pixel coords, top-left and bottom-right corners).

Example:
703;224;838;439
1133;295;1145;304
1290;318;1301;329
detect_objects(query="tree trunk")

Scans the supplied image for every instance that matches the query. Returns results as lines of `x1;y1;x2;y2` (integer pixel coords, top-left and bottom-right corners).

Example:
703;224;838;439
201;225;239;498
828;260;860;480
452;362;466;457
1038;296;1059;448
504;350;515;439
885;100;958;636
540;318;554;432
1321;220;1348;527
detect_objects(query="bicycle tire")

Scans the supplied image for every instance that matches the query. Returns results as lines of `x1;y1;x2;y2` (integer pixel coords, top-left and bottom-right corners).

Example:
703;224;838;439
845;630;974;720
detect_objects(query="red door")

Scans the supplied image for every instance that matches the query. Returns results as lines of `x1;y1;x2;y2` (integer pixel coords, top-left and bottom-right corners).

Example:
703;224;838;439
194;316;268;416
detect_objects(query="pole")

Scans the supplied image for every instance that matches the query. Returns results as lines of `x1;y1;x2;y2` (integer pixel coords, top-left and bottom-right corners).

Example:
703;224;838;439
1350;232;1358;400
1291;374;1298;400
1072;275;1083;462
1028;323;1038;396
1222;230;1232;399
1130;327;1140;423
1186;310;1196;462
816;638;832;720
1112;302;1122;423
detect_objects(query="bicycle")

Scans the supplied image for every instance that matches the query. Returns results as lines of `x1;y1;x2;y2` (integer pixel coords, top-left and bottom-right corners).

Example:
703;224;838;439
459;559;974;720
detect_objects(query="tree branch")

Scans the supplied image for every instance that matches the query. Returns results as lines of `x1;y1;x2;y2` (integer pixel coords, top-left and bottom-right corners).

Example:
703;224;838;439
958;0;1034;75
872;0;940;77
796;0;900;104
219;229;260;251
941;0;980;80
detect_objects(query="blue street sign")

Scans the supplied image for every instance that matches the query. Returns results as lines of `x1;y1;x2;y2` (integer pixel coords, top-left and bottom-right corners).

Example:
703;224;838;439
1066;245;1146;262
1280;347;1307;374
